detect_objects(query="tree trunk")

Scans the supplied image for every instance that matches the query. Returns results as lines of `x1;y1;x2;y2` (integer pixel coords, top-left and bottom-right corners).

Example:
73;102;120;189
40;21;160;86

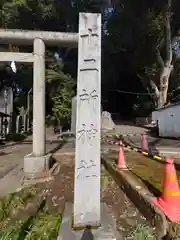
153;0;173;108
158;64;173;107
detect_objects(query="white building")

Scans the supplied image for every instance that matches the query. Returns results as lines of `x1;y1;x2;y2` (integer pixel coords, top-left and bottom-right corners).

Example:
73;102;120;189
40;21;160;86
152;102;180;137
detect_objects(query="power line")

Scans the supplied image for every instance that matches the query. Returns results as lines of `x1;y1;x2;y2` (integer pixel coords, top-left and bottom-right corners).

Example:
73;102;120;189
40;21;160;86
112;89;178;98
112;89;154;96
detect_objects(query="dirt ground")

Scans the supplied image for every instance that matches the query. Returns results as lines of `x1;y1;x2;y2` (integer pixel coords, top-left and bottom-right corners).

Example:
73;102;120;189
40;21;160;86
0;152;156;239
42;156;151;238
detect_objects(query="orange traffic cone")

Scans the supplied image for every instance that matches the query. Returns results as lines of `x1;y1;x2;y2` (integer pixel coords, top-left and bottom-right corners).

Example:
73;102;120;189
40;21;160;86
152;158;180;222
118;141;127;170
141;133;148;152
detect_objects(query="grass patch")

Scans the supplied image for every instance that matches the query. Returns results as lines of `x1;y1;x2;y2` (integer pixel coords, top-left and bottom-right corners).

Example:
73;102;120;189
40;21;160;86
103;151;165;194
0;186;40;226
0;228;20;240
168;222;180;238
0;207;61;240
25;206;61;240
0;219;29;239
0;187;61;239
127;224;156;240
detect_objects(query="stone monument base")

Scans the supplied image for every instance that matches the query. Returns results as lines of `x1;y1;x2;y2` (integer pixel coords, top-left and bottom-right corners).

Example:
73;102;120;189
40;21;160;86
101;111;115;131
23;153;52;180
57;202;122;240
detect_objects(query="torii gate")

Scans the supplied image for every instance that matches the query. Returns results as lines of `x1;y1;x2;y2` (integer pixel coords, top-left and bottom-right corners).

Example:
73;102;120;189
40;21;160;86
0;28;78;179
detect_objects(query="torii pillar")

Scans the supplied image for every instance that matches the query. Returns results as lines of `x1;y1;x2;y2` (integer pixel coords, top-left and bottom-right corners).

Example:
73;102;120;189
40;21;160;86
24;38;47;179
33;38;46;157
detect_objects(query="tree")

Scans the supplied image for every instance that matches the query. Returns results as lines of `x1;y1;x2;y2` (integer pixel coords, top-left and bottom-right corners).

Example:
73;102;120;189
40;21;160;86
46;51;76;123
0;0;27;28
149;0;173;108
105;0;179;108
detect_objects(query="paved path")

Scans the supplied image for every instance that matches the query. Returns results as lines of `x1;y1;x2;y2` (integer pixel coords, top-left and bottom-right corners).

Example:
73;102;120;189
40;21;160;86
114;121;180;154
0;132;60;197
0;141;59;179
123;134;180;155
115;123;147;135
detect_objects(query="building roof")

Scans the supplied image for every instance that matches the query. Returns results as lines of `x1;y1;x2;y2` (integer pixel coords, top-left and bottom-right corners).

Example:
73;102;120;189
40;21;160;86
0;112;11;117
155;101;180;111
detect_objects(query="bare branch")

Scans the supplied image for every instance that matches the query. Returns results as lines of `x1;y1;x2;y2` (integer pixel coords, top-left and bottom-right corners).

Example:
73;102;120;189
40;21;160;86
137;73;149;89
136;73;145;82
156;48;164;67
148;80;159;107
150;80;160;97
136;73;156;106
137;73;148;89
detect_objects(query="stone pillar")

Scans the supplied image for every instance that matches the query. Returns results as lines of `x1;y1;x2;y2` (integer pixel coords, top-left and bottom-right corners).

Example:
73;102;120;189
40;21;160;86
59;13;120;240
74;13;101;227
32;38;45;156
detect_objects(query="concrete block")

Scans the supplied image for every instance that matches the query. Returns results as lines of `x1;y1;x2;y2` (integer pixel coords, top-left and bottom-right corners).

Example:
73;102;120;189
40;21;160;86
57;202;122;240
23;153;51;179
101;111;115;130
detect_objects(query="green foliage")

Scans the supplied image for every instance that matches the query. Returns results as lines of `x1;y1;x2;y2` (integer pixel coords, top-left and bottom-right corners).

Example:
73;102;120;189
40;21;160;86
0;227;22;240
52;87;74;122
25;206;61;239
106;0;166;76
0;0;77;31
0;187;61;240
46;52;76;122
0;186;39;224
0;0;27;28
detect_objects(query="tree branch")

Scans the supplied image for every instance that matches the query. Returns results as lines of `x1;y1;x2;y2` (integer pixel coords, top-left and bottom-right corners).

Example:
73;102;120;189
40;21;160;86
165;0;172;65
137;73;148;90
149;80;160;98
156;48;164;67
137;73;156;106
